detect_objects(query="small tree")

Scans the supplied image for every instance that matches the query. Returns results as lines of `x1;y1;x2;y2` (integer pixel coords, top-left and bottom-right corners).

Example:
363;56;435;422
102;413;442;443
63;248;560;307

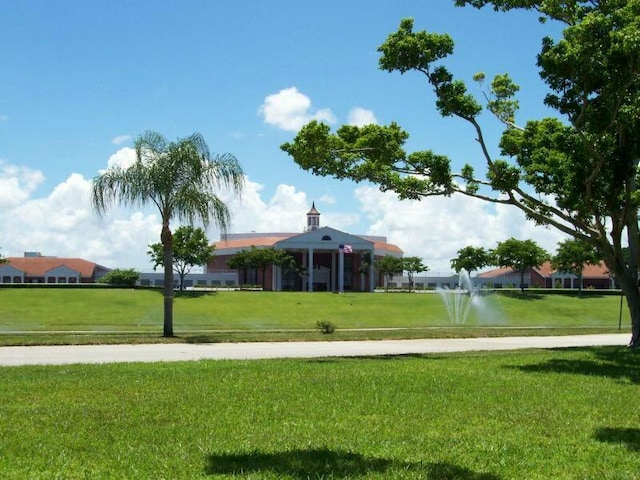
148;225;215;291
491;238;550;293
226;249;253;285
98;268;140;287
451;246;491;276
377;255;404;292
0;248;7;265
403;256;429;291
551;239;601;294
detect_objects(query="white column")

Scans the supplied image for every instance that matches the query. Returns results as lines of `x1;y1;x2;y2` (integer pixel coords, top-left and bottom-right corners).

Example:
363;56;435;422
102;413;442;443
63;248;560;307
331;252;337;291
338;249;344;293
369;249;375;292
308;248;314;292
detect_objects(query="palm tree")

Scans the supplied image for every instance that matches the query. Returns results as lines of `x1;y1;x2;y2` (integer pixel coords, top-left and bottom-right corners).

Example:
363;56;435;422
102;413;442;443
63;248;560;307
91;131;244;336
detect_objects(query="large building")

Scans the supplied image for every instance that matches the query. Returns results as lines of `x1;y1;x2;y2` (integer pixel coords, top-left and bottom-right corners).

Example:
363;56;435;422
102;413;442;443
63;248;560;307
207;204;403;292
0;252;111;284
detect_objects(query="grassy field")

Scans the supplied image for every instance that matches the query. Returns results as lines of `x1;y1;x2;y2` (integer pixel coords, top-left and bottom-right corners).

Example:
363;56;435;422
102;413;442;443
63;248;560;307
1;346;639;479
0;288;629;345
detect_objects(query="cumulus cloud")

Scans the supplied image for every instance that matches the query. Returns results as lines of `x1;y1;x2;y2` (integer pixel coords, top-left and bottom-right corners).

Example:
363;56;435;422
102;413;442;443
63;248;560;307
105;147;137;170
0;160;45;209
0;166;160;269
347;107;378;126
258;87;336;131
354;185;569;274
111;134;132;145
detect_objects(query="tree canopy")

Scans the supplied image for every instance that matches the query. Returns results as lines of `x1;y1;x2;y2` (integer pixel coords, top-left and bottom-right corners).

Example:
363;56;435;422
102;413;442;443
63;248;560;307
551;238;601;293
402;256;429;291
451;246;492;275
92;130;243;336
148;225;215;291
281;1;640;347
492;238;550;291
376;255;404;291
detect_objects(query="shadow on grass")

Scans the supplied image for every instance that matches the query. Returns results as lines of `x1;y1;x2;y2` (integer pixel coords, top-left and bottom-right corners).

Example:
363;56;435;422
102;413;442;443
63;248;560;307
204;448;502;479
496;291;545;301
510;346;640;384
595;427;640;452
174;290;217;299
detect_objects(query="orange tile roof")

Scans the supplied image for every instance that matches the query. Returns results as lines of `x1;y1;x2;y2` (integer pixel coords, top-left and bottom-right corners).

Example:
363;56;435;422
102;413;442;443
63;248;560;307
5;257;104;278
214;236;291;250
478;261;610;278
214;235;403;255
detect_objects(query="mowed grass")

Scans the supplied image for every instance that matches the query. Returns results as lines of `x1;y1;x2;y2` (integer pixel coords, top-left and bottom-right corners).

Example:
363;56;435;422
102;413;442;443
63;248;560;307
1;347;639;479
0;288;629;330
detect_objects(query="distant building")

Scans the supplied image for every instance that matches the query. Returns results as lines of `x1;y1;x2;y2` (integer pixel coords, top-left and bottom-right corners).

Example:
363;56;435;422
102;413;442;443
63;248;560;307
476;261;615;289
0;252;111;284
207;203;404;291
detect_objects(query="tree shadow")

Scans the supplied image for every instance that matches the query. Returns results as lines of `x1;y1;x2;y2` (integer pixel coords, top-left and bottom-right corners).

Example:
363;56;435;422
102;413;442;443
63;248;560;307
594;427;640;452
509;346;640;384
174;290;217;299
204;448;502;479
496;291;544;301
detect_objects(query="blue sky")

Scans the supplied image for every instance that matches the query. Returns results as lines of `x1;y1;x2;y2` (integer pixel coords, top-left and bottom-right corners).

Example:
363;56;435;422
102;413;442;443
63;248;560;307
0;1;567;272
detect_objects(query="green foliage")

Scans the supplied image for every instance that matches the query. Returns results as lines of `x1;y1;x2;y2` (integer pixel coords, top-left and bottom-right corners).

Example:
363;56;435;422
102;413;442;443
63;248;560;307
91;131;243;336
402;256;428;291
492;238;550;291
148;225;215;290
98;268;140;287
315;320;337;334
0;247;6;265
227;246;298;287
552;238;602;293
451;246;492;274
376;255;404;291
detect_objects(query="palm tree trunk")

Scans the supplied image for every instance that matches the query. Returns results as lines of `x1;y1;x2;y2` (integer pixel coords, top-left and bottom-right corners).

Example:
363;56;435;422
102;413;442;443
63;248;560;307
161;224;174;337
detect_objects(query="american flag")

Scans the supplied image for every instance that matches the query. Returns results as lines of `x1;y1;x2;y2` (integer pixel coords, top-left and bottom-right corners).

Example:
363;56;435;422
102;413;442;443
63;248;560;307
339;244;353;254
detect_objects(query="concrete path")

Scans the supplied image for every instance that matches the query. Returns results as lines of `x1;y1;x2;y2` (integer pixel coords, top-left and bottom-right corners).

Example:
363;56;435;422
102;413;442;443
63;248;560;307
0;334;629;367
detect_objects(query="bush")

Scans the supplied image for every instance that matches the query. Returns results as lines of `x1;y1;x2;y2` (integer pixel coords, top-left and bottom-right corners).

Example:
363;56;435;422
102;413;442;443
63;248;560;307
316;320;337;334
98;269;140;287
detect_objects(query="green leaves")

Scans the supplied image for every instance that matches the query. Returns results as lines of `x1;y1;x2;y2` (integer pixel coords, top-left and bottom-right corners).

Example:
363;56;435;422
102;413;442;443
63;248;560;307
377;18;454;74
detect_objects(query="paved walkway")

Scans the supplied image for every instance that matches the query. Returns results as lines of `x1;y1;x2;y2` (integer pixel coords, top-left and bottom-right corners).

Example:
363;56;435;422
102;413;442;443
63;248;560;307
0;334;629;366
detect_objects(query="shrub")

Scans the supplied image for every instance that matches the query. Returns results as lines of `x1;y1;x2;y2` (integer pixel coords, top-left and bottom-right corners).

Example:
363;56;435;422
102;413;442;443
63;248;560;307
98;269;140;287
316;320;337;334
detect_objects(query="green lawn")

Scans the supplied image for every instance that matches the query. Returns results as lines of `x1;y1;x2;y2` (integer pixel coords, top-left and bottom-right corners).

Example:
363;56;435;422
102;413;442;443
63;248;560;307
0;288;629;345
1;347;639;479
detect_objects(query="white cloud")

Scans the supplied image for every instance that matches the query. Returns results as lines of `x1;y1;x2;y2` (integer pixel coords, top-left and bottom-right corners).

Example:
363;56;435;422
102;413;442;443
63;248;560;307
0;160;45;209
105;147;137;170
258;87;336;131
347;107;378;126
354;186;568;274
111;134;132;145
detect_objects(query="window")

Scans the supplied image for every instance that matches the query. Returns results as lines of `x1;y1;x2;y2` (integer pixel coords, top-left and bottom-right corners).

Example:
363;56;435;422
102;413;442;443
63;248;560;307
321;235;332;241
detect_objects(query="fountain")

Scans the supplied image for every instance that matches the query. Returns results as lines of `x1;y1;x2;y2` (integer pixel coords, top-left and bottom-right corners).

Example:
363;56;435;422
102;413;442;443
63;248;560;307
437;269;483;324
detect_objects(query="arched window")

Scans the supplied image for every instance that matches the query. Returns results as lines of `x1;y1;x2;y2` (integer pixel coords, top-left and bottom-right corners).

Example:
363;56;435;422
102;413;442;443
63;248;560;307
321;235;332;241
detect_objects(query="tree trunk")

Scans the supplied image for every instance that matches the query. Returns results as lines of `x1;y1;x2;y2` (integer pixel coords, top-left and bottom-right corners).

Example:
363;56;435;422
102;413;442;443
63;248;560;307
161;224;174;337
616;270;640;348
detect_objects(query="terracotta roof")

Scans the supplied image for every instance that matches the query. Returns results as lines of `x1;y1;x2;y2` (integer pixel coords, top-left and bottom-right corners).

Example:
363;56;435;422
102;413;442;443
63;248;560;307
373;241;403;255
214;236;291;251
5;257;104;278
478;261;610;279
214;234;404;255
